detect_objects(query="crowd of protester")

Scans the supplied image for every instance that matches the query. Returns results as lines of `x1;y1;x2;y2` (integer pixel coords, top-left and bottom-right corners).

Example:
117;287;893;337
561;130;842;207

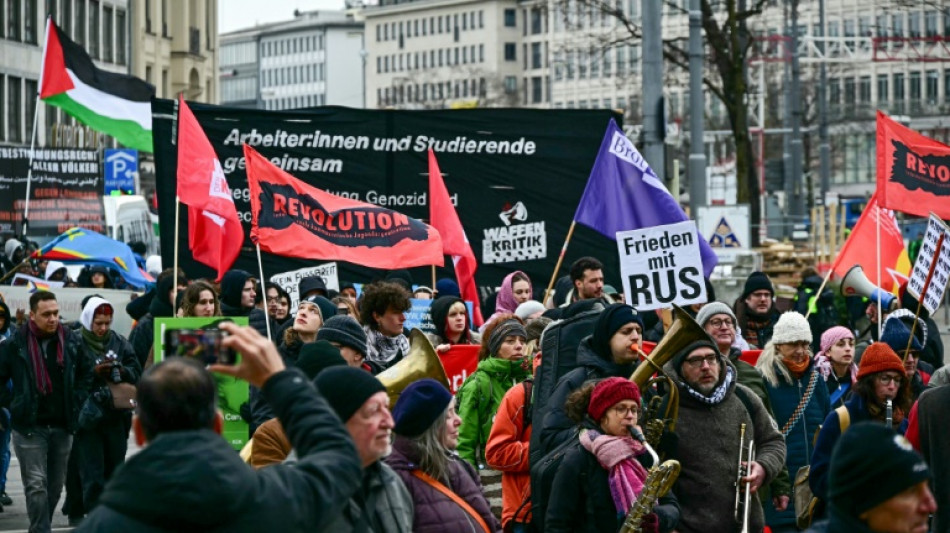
0;241;944;533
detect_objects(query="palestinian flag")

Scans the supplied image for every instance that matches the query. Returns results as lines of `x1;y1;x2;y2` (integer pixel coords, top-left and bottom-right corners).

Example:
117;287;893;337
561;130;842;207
40;18;154;152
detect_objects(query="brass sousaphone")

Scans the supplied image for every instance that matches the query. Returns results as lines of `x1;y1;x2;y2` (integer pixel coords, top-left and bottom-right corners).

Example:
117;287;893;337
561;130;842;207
376;329;451;406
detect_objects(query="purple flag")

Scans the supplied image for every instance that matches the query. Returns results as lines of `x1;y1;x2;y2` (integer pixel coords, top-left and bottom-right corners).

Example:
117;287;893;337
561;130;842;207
574;119;719;276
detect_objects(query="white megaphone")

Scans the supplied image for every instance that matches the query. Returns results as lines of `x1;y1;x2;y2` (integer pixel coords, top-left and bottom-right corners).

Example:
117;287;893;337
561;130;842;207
839;265;899;311
499;201;528;226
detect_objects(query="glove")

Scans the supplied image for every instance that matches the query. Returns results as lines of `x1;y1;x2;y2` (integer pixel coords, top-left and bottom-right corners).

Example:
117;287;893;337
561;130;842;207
640;512;659;533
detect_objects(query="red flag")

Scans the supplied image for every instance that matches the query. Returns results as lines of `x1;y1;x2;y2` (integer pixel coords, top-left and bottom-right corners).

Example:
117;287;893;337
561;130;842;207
876;111;950;219
175;95;242;281
244;144;444;269
428;150;484;326
831;193;911;293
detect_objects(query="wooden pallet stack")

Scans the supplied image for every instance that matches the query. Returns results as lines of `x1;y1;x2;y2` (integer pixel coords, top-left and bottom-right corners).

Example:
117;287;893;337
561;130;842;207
756;241;815;294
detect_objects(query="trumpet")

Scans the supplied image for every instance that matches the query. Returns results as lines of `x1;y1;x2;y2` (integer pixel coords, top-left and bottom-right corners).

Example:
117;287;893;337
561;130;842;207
735;423;756;533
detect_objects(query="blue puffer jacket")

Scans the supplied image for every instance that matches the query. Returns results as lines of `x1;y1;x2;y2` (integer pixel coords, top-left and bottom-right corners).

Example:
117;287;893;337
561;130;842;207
758;354;830;528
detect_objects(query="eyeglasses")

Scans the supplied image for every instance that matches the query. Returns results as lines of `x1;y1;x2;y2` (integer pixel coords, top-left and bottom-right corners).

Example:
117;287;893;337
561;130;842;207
609;405;639;417
683;354;719;368
782;341;811;351
877;374;903;386
708;318;735;329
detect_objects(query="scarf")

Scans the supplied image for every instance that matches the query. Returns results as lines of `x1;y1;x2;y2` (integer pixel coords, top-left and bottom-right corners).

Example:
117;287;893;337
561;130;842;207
578;429;650;514
26;321;65;396
682;365;735;405
81;328;111;357
783;356;811;378
813;354;857;384
365;327;410;364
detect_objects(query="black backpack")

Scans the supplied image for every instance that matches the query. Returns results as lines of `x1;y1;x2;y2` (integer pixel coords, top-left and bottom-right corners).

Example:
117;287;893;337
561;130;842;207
526;428;583;530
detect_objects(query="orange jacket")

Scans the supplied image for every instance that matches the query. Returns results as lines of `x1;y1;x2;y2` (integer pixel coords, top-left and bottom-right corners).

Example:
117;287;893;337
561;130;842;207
485;380;532;528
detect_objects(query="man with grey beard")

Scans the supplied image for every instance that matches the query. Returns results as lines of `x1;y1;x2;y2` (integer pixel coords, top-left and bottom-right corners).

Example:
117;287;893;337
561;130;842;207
659;337;786;533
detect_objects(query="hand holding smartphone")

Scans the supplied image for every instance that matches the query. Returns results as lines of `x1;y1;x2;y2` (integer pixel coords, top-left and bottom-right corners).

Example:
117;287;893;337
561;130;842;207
164;327;237;366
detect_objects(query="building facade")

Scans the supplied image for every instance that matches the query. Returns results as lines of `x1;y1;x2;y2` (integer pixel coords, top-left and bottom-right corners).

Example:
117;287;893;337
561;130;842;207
219;27;260;108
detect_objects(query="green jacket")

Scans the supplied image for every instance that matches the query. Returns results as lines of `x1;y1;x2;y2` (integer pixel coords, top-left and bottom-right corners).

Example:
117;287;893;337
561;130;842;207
456;356;530;468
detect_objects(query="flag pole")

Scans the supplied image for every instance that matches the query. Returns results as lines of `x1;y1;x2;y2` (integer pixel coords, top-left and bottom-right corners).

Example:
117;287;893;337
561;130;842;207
804;268;835;320
431;264;437;293
904;233;945;361
876;203;882;339
543;220;577;307
256;243;272;340
173;196;180;289
25;17;53;239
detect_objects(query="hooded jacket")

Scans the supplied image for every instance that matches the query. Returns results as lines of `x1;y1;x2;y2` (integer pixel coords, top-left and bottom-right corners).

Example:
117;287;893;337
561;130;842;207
661;353;786;533
219;270;269;338
456;356;531;467
385;436;501;533
75;370;362;533
128;274;178;367
537;337;637;456
484;378;532;529
0;322;92;433
481;271;529;332
425;296;480;347
755;344;831;527
79;297;143;425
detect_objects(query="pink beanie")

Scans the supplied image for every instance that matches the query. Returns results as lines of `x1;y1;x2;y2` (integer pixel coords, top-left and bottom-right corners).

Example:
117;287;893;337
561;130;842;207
817;326;854;359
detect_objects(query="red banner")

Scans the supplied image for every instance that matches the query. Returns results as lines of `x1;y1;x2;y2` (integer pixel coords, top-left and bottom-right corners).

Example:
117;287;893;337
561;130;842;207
244;144;444;269
439;345;480;394
831;192;910;293
876;111;950;219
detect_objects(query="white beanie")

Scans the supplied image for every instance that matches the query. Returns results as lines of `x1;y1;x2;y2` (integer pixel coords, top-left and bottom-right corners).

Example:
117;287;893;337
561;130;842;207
770;312;813;345
695;302;736;328
515;300;546;321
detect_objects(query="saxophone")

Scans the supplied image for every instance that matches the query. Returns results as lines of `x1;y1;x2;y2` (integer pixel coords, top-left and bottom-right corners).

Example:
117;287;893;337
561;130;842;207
619;459;682;533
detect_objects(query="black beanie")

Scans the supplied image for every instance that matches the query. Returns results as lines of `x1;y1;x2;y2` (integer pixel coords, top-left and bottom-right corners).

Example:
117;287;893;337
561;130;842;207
298;276;327;298
741;271;774;300
296;340;347;380
300;294;337;324
828;422;931;518
315;366;386;422
317;315;368;356
391;378;452;437
220;270;252;308
591;304;643;360
671;338;720;371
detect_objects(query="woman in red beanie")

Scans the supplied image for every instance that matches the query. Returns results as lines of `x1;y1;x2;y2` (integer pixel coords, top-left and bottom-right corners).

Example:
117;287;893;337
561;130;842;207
807;342;913;520
544;377;679;533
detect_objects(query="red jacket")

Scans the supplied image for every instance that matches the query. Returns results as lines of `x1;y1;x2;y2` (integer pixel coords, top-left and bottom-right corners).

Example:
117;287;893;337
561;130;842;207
485;381;532;528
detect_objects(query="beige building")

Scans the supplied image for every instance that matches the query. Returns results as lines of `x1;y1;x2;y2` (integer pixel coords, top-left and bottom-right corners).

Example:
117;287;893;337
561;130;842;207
131;0;219;103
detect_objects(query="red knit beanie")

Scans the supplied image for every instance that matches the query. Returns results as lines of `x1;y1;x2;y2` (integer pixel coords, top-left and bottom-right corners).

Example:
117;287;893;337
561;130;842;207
587;377;641;421
857;342;907;381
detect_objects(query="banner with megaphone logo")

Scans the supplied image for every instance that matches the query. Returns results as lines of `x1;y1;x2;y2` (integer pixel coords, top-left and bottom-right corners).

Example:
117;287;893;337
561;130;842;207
831;192;910;293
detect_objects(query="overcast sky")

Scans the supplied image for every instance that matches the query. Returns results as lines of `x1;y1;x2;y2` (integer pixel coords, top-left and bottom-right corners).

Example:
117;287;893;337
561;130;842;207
219;0;349;33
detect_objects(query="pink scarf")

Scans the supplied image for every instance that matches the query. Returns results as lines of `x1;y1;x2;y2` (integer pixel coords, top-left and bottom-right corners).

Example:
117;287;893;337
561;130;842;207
579;429;650;514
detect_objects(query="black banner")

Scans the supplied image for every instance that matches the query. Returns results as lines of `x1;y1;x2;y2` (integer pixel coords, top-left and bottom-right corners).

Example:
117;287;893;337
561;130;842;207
151;101;622;294
0;147;103;236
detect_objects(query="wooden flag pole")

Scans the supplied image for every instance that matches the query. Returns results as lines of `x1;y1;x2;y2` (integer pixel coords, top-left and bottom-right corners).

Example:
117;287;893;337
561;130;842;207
256;243;272;340
543;220;576;307
904;233;945;361
804;267;835;320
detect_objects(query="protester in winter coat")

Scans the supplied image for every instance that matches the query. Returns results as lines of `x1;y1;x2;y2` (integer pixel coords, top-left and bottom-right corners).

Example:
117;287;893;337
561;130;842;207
249;341;348;468
456;315;531;468
76;325;363;532
359;281;411;373
904;385;950;533
545;378;679;533
0;299;12;340
218;270;269;338
805;423;935;533
485;378;533;532
809;343;913;508
482;271;533;332
425;296;481;352
179;280;220;318
385;379;500;533
83;265;115;290
128;269;185;368
813;326;857;408
897;288;943;371
537;304;642;457
315;366;415;533
71;297;142;513
0;291;93;532
317;315;368;369
755;312;831;529
879;316;929;401
45;261;69;282
264;282;291;331
734;271;782;348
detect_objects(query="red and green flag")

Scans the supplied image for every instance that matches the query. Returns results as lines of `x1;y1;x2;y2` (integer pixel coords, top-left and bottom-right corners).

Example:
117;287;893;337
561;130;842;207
39;17;154;152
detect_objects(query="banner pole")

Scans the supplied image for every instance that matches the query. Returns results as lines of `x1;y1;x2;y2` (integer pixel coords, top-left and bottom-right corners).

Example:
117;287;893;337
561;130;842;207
0;258;32;285
804;267;835;320
21;92;42;239
904;233;945;361
256;243;272;340
173;196;180;289
431;264;437;293
876;203;882;339
543;220;576;307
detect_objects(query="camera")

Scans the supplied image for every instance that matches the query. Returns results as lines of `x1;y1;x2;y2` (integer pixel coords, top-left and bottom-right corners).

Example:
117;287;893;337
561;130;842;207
164;328;236;366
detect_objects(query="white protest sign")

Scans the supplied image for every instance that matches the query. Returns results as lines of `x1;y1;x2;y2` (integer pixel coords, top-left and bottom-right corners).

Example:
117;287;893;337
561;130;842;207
617;220;707;311
906;213;950;314
269;262;340;311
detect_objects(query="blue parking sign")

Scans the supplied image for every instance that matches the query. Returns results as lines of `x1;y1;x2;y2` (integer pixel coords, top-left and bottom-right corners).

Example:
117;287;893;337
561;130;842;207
104;149;138;194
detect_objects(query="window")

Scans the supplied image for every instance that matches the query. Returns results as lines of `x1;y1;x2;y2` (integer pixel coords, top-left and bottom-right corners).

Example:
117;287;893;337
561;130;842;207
504;9;516;27
462;13;467;31
504;76;517;94
894;73;905;102
531;77;543;103
859;76;871;103
479;11;483;28
828;77;840;105
531;43;542;69
926;70;938;104
479;44;484;62
25;0;37;43
116;9;126;64
63;0;72;37
925;11;938;37
877;74;888;103
103;6;113;62
909;11;921;38
8;76;21;142
531;9;543;34
504;43;516;61
8;0;21;41
910;71;921;102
